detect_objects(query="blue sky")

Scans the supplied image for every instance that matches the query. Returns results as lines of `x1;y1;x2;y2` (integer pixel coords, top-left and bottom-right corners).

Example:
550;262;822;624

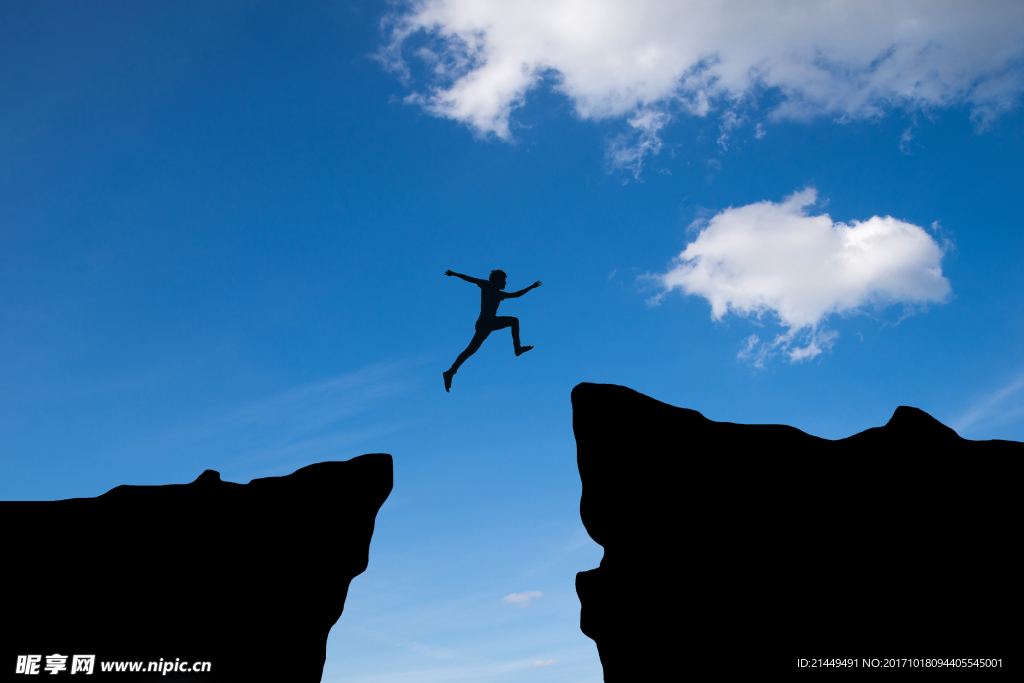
3;1;1023;680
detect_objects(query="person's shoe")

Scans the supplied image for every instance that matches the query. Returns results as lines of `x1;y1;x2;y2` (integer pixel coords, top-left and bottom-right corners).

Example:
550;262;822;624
515;345;533;357
443;370;454;392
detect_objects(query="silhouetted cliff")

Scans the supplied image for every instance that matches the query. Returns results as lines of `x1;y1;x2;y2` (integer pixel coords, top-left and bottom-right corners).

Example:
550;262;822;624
4;454;392;682
573;383;1020;678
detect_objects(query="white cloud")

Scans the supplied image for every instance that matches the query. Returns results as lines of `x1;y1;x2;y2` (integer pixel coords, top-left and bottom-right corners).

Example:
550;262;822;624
532;660;556;667
654;189;951;364
380;1;1024;170
501;590;541;607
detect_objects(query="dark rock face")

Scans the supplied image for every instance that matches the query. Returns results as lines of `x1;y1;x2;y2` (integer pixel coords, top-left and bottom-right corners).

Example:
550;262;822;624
573;383;1020;679
4;454;392;682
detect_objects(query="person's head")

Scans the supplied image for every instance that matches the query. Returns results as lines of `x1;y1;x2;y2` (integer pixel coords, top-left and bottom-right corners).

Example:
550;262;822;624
489;270;507;289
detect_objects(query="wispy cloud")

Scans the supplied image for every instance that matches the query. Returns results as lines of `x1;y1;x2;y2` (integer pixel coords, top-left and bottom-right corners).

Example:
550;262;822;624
501;590;542;607
352;629;460;662
141;357;430;478
532;659;557;667
605;107;670;177
952;371;1024;434
899;123;916;154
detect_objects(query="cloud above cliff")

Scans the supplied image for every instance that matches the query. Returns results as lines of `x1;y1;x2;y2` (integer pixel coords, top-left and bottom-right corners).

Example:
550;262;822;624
379;0;1024;170
653;189;951;364
501;590;541;607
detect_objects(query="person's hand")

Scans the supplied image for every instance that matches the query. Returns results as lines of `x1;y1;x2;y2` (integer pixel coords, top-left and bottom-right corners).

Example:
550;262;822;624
445;270;454;276
533;280;542;288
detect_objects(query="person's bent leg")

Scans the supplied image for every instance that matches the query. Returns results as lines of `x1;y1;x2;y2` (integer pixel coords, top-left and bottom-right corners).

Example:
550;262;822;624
492;316;521;349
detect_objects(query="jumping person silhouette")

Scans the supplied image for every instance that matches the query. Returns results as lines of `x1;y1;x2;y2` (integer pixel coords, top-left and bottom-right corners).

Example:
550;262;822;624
443;269;542;392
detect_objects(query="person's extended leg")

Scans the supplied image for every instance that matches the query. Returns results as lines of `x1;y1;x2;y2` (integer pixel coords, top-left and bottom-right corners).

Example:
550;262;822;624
492;316;532;356
451;329;489;372
444;328;490;391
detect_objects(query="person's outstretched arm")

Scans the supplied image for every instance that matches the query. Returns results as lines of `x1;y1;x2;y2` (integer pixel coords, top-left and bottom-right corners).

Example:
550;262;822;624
445;270;487;285
503;280;542;298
